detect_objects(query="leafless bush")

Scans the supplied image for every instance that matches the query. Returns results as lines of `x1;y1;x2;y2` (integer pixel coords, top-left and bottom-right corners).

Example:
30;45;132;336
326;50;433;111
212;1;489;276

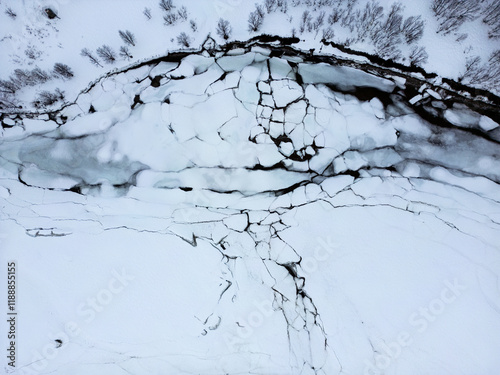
459;51;500;91
143;7;152;20
483;1;500;24
0;65;58;98
483;1;500;38
5;7;17;19
278;0;288;13
30;67;51;84
176;32;191;47
299;10;313;33
409;46;428;66
313;11;325;30
340;0;360;28
12;69;32;86
96;45;116;64
53;63;74;79
159;0;174;12
402;15;425;44
328;9;341;24
459;56;488;85
322;26;335;40
32;88;65;108
341;37;355;47
248;9;264;32
255;4;265;19
0;79;19;94
216;18;232;40
119;30;136;46
8;68;50;88
163;12;178;25
81;48;102;67
24;45;42;60
375;40;402;61
384;3;403;37
0;92;19;109
432;0;480;34
355;0;384;40
119;46;133;60
370;2;404;60
265;0;277;13
190;19;198;32
488;23;500;38
177;6;188;20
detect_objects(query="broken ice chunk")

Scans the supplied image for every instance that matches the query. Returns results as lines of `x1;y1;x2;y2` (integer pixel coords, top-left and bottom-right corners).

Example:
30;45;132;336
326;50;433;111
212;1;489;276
479;115;499;131
409;95;423;105
270;80;303;107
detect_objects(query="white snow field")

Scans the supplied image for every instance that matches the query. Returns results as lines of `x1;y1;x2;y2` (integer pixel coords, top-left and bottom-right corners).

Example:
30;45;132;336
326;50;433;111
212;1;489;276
1;39;500;375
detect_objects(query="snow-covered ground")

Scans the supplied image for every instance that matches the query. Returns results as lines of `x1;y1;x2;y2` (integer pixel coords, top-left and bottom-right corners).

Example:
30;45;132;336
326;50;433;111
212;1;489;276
1;0;499;111
1;40;500;374
1;1;500;374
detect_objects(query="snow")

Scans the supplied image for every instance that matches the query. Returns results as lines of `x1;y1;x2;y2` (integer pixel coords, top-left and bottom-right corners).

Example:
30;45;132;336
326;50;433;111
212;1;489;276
1;4;500;375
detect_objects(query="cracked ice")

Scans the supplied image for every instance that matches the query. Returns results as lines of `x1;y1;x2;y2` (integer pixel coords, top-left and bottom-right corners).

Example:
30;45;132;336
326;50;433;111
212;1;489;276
1;40;500;375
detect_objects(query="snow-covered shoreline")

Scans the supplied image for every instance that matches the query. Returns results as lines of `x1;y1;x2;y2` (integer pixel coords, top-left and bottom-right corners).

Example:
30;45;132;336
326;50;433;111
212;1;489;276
1;0;499;112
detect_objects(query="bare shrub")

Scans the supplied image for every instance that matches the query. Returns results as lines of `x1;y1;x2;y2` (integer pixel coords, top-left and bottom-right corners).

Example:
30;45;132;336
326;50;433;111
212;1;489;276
313;11;325;30
483;1;500;38
255;4;265;19
24;45;42;60
176;32;191;47
355;0;384;40
119;30;136;46
30;67;51;84
265;0;277;13
299;10;313;33
402;15;425;44
322;26;335;40
33;88;65;108
248;9;264;32
163;12;178;25
119;46;133;60
0;79;19;94
190;19;198;32
81;48;102;67
409;46;428;66
483;1;500;25
96;45;117;64
159;0;174;12
278;0;288;13
5;7;17;19
328;9;341;24
177;6;188;20
371;3;404;60
53;63;74;79
216;18;232;40
432;0;480;34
